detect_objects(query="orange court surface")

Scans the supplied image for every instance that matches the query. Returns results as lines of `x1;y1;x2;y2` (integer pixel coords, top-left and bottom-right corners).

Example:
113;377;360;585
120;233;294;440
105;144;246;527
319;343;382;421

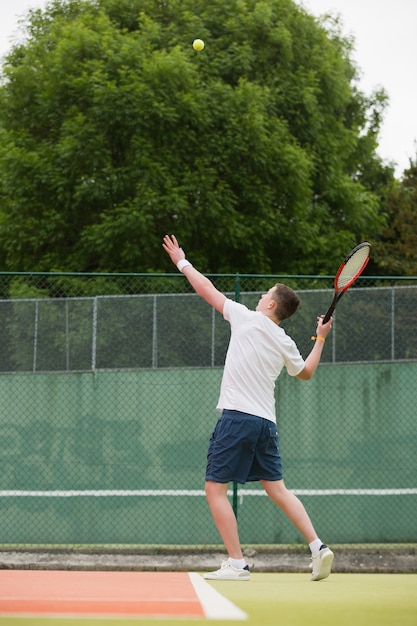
0;569;247;620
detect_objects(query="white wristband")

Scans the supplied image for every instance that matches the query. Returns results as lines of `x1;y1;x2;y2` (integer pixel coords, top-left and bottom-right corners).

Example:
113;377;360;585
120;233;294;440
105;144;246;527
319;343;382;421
177;259;193;272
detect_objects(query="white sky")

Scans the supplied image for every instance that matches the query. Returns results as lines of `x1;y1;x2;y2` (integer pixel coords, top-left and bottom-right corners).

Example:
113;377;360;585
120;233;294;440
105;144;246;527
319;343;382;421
299;0;417;176
1;0;416;177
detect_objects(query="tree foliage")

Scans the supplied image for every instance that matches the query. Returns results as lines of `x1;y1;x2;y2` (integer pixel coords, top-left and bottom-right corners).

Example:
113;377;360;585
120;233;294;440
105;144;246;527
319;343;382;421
0;0;394;274
372;155;417;275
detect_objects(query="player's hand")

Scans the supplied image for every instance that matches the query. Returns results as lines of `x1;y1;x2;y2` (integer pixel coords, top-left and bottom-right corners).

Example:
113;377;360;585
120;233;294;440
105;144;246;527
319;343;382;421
316;315;333;339
162;234;186;266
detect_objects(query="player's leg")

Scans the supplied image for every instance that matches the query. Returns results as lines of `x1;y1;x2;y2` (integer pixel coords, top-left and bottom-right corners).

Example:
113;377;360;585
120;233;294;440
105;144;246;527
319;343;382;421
203;411;264;581
205;480;242;558
261;479;334;580
204;411;258;559
203;480;250;580
261;478;317;541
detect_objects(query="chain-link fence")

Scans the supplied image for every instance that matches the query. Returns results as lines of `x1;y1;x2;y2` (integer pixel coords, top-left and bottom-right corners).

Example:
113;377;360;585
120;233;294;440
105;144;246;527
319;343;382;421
0;272;416;546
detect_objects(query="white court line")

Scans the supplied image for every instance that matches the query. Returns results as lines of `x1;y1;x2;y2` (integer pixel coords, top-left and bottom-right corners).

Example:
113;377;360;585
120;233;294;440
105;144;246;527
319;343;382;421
0;488;416;497
243;488;417;496
188;572;248;621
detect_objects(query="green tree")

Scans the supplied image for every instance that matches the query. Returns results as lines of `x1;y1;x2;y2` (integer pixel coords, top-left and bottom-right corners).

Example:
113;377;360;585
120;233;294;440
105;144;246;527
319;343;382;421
372;155;417;275
0;0;393;274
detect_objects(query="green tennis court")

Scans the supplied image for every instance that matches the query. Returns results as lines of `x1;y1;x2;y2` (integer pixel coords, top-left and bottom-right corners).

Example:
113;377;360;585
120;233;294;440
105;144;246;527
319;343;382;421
216;573;417;626
1;572;415;625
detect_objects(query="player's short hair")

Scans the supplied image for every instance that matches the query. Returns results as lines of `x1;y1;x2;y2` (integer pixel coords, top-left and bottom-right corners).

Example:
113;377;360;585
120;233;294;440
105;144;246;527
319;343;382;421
271;283;300;321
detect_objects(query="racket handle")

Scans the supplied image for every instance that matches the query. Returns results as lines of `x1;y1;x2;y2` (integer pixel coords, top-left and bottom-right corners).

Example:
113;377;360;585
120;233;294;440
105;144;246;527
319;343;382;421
322;307;334;325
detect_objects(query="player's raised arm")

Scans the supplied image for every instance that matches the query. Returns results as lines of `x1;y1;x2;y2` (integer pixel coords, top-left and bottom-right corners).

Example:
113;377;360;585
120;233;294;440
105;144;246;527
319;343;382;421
296;316;333;380
162;235;226;314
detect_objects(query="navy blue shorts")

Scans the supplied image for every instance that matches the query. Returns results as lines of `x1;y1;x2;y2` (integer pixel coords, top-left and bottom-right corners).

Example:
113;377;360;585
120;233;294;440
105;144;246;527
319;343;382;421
205;409;282;484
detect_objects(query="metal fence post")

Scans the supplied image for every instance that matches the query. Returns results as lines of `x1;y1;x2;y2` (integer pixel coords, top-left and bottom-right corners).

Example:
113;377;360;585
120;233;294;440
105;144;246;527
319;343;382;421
232;274;241;519
391;287;395;360
92;296;97;371
152;295;158;368
33;300;39;373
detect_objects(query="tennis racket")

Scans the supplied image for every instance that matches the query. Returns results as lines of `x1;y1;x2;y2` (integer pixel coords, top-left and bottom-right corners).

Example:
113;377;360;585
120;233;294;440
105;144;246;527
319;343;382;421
322;242;371;323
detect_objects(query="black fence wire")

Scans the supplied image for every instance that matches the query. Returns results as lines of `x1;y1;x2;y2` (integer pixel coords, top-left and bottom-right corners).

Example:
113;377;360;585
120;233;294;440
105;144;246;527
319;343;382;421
0;273;415;546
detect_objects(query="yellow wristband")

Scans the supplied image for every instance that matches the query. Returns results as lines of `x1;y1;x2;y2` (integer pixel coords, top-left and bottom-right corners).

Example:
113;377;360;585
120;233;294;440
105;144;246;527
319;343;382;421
311;336;325;342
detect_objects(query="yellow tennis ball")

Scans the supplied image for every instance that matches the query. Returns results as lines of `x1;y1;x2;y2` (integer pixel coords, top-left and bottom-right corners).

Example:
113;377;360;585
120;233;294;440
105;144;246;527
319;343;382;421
193;39;205;51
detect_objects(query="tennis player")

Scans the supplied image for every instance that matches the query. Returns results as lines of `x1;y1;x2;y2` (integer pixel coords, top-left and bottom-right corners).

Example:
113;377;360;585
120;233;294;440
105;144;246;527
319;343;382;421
162;235;334;581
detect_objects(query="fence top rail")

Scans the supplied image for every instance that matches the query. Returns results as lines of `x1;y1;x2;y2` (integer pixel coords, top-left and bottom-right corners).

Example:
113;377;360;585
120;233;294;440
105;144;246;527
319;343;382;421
0;284;415;304
0;271;416;281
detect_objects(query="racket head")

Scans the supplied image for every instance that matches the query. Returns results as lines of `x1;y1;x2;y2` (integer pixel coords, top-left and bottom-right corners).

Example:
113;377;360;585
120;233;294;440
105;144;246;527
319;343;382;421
322;241;371;323
334;241;371;294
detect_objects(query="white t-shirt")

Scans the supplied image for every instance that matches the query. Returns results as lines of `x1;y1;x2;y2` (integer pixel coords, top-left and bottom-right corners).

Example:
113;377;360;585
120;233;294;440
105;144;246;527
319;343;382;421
216;298;305;423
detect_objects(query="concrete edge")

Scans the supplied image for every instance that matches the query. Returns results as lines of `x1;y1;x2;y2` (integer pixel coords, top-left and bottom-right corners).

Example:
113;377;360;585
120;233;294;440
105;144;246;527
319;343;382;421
0;545;416;574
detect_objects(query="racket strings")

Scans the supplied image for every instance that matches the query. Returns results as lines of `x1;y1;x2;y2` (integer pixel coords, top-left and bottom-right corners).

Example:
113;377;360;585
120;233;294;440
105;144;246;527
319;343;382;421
336;247;370;289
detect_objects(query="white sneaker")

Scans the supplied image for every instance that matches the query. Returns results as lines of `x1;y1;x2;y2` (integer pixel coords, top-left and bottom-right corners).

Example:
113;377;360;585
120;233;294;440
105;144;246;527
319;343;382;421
204;560;250;581
310;545;334;581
